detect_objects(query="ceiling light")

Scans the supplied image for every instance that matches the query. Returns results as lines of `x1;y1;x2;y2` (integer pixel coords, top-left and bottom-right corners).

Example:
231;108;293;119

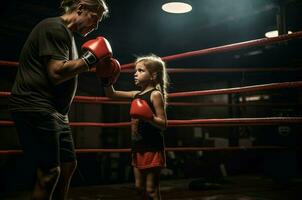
162;2;192;14
265;30;293;38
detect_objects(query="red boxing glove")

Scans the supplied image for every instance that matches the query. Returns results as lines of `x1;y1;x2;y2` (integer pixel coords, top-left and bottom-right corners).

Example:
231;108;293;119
130;99;153;121
81;37;113;67
96;58;121;86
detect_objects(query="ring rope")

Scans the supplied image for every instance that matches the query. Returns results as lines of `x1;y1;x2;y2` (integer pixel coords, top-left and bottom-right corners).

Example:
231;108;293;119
167;117;302;126
1;117;301;128
1;31;302;71
169;81;302;98
165;102;301;107
1;34;300;161
1;81;302;102
0;146;287;155
0;60;18;67
98;67;302;73
121;31;302;69
0;92;298;106
2;60;300;73
140;67;302;73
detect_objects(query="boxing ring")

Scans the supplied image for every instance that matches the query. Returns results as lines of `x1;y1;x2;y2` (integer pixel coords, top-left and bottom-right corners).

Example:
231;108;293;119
0;31;302;184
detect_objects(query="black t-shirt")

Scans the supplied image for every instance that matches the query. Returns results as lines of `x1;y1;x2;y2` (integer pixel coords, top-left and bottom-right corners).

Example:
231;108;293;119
9;17;78;115
131;89;165;152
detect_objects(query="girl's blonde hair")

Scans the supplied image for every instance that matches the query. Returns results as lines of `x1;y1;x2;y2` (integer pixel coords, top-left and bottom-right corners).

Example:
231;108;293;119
60;0;109;17
135;54;170;108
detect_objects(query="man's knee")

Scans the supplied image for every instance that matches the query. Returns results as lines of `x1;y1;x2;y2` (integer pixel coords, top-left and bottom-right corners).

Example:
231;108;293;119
37;166;61;189
60;160;77;178
70;160;77;171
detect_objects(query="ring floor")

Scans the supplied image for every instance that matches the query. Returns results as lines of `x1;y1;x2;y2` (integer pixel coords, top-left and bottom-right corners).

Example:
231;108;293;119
3;175;301;200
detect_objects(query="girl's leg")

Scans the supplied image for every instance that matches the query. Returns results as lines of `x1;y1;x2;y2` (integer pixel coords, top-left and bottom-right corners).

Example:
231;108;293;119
133;167;146;199
145;168;161;200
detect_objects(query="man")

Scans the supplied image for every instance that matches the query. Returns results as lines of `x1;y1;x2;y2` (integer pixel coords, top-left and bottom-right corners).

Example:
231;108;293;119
9;0;110;199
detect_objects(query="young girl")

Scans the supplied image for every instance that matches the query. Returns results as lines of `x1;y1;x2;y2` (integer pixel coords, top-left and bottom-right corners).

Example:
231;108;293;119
104;54;169;200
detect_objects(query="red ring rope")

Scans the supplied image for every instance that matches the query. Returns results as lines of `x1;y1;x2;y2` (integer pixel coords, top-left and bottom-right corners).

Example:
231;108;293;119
120;67;302;73
1;81;302;101
0;92;299;106
0;146;287;155
169;81;302;98
0;32;299;159
0;117;301;128
121;31;302;69
1;60;301;74
1;31;302;71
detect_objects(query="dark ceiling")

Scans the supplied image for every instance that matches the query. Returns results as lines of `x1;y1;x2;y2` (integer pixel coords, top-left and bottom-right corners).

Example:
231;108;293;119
1;0;302;67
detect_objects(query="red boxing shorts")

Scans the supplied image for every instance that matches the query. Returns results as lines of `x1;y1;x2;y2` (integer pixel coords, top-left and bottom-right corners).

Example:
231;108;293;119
132;151;166;170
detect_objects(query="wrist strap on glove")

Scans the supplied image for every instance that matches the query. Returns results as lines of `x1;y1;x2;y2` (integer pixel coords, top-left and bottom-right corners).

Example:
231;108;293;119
82;51;98;67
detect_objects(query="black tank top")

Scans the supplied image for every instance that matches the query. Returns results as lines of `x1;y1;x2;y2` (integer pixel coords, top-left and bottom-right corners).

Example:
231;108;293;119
131;89;165;152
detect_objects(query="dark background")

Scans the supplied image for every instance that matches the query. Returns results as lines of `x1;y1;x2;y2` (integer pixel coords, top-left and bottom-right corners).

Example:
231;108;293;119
0;0;302;195
1;0;302;65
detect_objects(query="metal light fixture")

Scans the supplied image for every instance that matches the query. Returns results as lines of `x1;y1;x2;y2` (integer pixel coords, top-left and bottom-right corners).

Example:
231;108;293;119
265;30;292;38
162;2;192;14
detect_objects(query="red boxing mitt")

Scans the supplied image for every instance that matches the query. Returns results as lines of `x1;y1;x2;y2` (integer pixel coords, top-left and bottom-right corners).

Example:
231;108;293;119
81;37;112;67
130;98;153;121
96;58;121;86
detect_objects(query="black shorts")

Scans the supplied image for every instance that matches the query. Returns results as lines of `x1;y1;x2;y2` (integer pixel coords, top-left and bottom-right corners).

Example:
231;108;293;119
12;111;76;169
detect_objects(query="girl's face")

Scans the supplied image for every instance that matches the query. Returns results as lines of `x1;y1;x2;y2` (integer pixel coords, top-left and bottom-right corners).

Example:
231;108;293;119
134;62;153;87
